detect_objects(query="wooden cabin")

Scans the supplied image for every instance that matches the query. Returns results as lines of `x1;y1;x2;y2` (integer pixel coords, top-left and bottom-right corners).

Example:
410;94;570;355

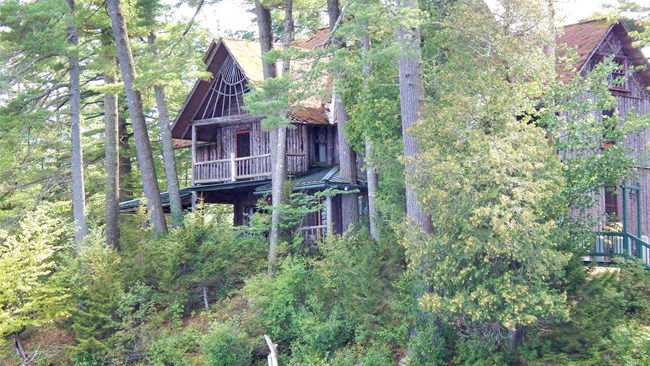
558;20;650;266
165;34;362;238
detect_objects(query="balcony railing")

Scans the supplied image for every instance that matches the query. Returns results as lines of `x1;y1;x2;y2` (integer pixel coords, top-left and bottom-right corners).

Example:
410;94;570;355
193;153;306;184
585;232;650;268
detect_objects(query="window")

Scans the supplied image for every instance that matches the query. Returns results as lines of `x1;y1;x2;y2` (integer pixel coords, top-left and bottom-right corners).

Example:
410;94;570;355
609;56;628;90
600;108;616;150
313;126;327;164
235;130;251;158
605;187;619;221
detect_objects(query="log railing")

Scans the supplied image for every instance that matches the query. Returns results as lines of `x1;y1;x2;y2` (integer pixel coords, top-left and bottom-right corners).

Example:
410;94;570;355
193;153;306;184
299;225;327;244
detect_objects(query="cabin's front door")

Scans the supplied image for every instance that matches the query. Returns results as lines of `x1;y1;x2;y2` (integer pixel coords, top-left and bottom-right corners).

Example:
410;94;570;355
236;130;251;158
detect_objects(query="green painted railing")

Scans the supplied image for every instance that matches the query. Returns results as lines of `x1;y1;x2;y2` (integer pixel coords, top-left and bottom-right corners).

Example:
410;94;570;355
589;231;650;269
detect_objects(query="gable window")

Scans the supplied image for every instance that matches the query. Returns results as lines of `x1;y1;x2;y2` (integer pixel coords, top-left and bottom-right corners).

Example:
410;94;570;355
609;56;628;91
589;55;629;91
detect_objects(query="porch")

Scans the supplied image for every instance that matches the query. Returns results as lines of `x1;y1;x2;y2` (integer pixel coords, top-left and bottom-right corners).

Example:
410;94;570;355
193;152;307;184
586;232;650;268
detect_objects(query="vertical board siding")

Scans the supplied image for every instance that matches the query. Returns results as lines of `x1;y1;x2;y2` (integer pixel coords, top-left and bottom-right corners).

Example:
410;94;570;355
192;121;308;182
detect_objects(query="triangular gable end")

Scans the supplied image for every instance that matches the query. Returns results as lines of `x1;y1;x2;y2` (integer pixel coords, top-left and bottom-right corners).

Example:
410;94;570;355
193;54;250;121
557;20;650;94
172;39;258;141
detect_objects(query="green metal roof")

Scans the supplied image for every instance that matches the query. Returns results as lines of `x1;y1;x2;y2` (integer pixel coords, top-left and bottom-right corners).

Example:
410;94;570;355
254;166;359;195
118;187;194;212
118;167;364;212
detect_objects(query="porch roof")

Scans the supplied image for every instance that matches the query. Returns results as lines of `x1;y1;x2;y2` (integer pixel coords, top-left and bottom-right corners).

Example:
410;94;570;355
254;166;360;195
118;167;362;213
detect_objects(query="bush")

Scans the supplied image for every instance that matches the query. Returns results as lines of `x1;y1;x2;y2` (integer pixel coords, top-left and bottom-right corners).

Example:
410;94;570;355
201;322;252;366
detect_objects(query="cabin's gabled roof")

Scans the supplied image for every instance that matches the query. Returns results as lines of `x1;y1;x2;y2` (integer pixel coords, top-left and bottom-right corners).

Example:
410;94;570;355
172;36;329;141
556;19;650;85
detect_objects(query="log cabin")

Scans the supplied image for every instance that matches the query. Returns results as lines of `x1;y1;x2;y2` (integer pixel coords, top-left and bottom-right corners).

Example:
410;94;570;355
558;19;650;267
119;31;365;240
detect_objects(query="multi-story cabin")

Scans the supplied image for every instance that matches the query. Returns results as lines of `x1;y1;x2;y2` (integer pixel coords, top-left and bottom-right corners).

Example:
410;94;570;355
164;34;362;238
558;19;650;266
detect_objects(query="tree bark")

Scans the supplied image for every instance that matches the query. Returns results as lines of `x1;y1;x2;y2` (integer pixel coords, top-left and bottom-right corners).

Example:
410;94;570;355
268;0;293;275
328;0;359;232
360;14;379;240
104;73;120;249
255;0;282;275
397;0;433;234
67;0;87;250
148;33;183;228
118;102;133;201
154;85;183;227
106;0;167;233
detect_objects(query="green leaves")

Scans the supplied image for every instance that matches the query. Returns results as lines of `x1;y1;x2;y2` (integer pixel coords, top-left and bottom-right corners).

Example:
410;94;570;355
0;205;72;339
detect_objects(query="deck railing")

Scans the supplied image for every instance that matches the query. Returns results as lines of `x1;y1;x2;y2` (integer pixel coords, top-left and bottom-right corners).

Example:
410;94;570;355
586;232;650;268
193;153;306;184
299;225;327;244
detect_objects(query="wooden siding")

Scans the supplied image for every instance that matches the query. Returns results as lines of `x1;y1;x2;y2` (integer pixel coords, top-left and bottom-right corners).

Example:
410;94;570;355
192;121;311;183
570;95;650;235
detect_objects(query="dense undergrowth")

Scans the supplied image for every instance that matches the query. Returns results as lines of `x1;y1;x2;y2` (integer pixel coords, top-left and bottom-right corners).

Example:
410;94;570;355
0;200;648;365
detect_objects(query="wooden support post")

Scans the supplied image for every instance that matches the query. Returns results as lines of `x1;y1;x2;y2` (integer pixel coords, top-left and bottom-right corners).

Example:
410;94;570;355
191;191;198;212
326;195;334;236
191;123;196;184
230;152;236;181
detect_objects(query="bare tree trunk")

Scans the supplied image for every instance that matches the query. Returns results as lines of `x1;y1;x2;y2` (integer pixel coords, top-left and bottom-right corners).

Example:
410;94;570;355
254;1;277;80
118;103;133;201
328;0;359;232
264;334;279;366
106;0;167;234
148;33;183;228
104;73;120;249
154;85;183;227
397;0;433;234
67;0;87;250
12;334;30;365
360;13;379;240
268;0;293;275
201;283;209;312
255;0;281;274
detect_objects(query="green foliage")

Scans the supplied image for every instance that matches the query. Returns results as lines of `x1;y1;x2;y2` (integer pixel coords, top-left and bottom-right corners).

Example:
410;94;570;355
525;260;650;364
0;205;72;340
244;229;405;362
147;325;201;366
201;321;252;366
410;0;569;353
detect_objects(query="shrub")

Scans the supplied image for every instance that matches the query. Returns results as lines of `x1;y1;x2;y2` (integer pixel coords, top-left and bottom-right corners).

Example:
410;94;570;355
201;322;252;366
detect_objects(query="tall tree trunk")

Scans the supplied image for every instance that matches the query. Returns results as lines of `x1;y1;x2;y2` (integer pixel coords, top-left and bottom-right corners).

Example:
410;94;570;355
154;85;183;227
269;0;293;275
118;102;133;201
67;0;87;250
254;0;282;274
360;13;379;240
104;73;120;249
396;0;433;234
328;0;359;232
148;33;183;228
106;0;167;233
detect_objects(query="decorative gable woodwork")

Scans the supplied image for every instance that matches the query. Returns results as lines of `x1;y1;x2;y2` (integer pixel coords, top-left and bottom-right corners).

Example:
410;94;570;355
194;55;250;121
